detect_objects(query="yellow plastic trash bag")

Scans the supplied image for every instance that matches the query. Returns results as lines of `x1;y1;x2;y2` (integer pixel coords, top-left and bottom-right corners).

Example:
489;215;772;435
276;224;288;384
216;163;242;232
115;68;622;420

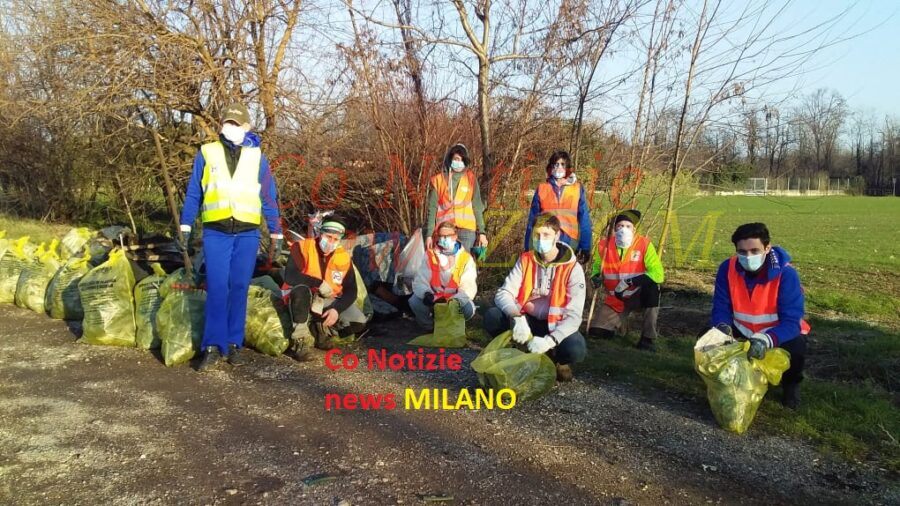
60;227;93;260
45;253;91;320
244;280;291;357
0;236;33;304
159;267;198;297
694;330;791;434
15;241;62;313
471;330;557;402
408;298;467;348
134;263;167;350
158;287;206;367
78;248;137;347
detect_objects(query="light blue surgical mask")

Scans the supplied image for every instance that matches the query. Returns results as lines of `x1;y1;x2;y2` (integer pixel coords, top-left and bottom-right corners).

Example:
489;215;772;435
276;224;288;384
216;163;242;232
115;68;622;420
438;237;455;252
319;237;337;254
738;252;765;272
533;237;554;255
450;160;465;172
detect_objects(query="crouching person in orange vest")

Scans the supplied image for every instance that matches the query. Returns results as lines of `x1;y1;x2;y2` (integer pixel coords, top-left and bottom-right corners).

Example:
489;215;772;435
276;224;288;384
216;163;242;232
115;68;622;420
588;210;665;351
483;214;587;382
283;218;368;359
709;222;810;409
409;221;478;329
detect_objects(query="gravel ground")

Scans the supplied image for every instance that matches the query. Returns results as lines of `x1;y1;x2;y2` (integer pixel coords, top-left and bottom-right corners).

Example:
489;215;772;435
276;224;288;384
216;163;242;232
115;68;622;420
0;303;896;505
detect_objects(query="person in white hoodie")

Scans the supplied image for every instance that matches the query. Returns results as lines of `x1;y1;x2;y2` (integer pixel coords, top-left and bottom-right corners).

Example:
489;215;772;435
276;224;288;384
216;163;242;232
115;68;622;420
409;220;478;329
483;213;587;381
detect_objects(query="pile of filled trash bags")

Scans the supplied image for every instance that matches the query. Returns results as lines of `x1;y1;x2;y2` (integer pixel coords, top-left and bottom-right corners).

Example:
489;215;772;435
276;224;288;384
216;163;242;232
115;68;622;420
0;227;292;367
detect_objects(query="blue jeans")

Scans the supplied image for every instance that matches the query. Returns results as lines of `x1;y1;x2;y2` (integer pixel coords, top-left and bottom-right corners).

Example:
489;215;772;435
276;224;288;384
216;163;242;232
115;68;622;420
201;228;260;354
482;307;587;365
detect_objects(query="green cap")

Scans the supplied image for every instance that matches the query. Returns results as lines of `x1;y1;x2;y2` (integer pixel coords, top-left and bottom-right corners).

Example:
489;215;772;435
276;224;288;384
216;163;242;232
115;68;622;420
222;102;251;126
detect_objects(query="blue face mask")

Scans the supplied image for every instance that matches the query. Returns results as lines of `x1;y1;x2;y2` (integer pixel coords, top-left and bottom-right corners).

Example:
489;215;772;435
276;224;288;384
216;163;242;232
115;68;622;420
450;160;465;172
438;237;455;252
533;237;554;255
738;252;766;272
319;237;337;254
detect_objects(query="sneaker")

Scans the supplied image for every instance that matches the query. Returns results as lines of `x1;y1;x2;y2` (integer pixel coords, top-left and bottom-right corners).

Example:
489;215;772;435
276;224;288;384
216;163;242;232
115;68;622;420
227;344;248;367
635;336;656;352
556;364;574;382
288;323;315;361
197;346;221;372
782;383;801;410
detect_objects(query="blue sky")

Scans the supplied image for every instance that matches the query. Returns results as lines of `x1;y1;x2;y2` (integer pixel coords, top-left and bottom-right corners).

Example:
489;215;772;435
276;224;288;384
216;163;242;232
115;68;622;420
765;0;900;116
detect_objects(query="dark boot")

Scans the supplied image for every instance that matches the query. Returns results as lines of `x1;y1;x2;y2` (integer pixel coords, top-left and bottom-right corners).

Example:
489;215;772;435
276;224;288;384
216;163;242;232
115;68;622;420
588;327;615;340
635;336;656;352
312;321;337;350
556;364;574;382
782;383;801;410
287;322;315;361
227;344;248;366
197;346;221;372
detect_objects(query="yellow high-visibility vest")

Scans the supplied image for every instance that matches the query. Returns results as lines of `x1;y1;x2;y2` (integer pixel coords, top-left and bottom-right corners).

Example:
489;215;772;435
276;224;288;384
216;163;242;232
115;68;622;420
200;141;262;224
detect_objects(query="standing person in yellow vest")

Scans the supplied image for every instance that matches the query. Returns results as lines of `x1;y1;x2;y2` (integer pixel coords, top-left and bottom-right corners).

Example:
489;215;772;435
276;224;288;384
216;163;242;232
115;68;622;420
524;151;592;264
588;210;665;351
483;214;587;381
424;144;488;254
179;102;283;372
283;218;369;359
410;221;478;329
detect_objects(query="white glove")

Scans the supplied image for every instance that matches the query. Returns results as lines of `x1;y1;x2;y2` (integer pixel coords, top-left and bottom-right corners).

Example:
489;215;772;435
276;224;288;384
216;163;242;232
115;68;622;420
527;335;555;354
512;316;530;344
317;281;334;299
614;279;629;293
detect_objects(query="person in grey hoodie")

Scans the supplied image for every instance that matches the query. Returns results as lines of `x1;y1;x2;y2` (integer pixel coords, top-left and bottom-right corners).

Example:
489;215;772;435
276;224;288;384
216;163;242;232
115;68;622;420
483;213;588;381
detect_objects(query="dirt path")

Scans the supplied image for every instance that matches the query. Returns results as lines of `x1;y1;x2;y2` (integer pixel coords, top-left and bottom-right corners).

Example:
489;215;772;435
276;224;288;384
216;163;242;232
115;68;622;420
0;304;895;505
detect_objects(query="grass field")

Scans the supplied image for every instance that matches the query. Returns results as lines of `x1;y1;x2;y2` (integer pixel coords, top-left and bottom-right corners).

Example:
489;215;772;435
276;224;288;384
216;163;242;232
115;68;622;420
576;195;900;472
2;196;899;472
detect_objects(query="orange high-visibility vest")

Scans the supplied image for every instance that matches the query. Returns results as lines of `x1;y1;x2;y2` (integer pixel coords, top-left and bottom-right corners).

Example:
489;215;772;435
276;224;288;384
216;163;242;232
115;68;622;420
426;247;472;299
598;235;649;313
431;171;477;231
294;238;351;297
726;256;811;339
536;181;581;239
515;251;575;331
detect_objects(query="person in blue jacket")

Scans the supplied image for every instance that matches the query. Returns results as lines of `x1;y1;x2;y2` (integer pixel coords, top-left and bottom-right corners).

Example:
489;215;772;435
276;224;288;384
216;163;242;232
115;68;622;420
709;223;810;409
179;102;283;372
524;151;592;264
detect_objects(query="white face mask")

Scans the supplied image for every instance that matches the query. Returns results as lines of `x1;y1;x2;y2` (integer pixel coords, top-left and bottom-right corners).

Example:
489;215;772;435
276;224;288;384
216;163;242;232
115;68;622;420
319;237;337;255
552;168;566;179
615;227;634;248
450;160;466;172
438;237;455;252
739;252;766;272
221;123;246;145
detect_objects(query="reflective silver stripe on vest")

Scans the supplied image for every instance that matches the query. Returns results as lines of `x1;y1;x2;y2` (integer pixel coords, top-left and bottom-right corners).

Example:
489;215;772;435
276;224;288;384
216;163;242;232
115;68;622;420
603;271;646;280
733;311;779;324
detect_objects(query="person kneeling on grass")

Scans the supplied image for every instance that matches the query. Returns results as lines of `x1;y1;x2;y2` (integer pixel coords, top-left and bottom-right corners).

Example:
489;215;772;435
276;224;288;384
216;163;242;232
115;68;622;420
283;218;368;360
409;220;477;330
483;214;587;381
708;222;810;409
587;209;664;351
